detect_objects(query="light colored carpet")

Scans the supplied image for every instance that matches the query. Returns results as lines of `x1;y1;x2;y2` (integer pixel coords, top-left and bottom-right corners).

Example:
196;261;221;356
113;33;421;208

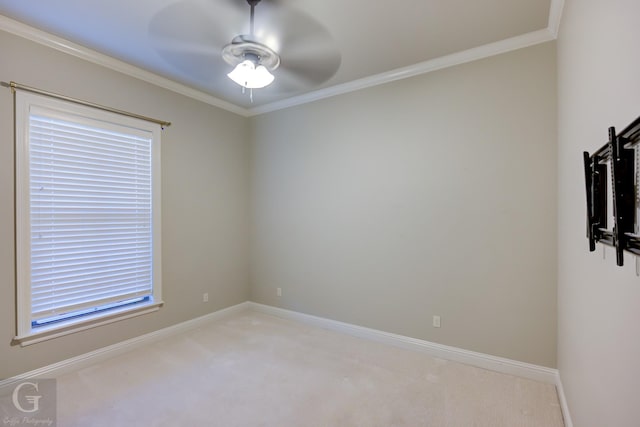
56;311;564;426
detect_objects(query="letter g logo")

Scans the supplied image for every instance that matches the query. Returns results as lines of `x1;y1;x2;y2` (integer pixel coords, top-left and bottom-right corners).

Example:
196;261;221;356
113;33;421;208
12;381;42;413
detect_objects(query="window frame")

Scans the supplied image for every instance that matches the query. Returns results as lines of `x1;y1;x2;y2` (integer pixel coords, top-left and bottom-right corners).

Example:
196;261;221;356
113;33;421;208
14;90;163;346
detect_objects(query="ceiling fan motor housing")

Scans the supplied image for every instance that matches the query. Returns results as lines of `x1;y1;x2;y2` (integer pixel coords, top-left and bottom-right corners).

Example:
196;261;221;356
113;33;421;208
222;36;281;71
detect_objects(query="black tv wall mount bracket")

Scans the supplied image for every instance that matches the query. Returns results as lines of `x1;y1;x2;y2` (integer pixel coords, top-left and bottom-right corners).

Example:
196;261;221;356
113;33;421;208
584;115;640;266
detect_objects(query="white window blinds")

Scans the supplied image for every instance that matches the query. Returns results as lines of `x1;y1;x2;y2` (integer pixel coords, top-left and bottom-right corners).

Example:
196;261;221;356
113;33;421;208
29;113;154;324
15;90;162;342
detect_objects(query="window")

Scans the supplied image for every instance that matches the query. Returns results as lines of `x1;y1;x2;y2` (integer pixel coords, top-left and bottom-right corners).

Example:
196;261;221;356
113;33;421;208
14;90;162;345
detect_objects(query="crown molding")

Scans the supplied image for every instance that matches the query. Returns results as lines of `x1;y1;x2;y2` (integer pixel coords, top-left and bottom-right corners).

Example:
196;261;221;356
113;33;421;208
0;14;251;117
248;28;554;116
548;0;565;38
1;5;562;119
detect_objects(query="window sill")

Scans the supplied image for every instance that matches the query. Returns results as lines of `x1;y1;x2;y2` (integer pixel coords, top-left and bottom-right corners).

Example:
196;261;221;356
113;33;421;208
13;301;164;347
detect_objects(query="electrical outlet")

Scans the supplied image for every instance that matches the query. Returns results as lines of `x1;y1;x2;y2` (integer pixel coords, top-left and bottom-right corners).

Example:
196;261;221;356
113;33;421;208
433;315;441;328
203;293;209;303
276;287;282;297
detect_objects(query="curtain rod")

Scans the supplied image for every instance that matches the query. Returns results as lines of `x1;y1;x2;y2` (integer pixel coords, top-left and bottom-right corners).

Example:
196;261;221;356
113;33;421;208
3;81;171;129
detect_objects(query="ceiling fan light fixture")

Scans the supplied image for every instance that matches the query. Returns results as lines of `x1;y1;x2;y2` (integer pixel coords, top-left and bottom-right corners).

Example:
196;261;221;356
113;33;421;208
222;39;280;90
221;0;281;98
227;59;274;89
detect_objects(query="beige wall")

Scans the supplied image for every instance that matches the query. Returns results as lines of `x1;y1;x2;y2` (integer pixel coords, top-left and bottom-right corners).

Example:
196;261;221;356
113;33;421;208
2;23;559;379
250;43;558;367
557;0;640;425
0;31;251;378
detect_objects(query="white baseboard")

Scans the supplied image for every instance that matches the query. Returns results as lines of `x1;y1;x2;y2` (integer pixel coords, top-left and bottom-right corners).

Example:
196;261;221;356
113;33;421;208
2;299;571;425
250;302;574;424
0;301;250;391
555;373;573;427
248;302;559;385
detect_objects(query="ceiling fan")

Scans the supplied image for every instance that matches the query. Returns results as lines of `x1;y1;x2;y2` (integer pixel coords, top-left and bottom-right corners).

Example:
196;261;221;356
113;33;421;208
149;0;341;104
222;0;280;96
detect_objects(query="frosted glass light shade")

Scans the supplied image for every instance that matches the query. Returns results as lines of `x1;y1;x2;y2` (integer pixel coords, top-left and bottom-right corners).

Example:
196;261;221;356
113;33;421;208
227;60;275;89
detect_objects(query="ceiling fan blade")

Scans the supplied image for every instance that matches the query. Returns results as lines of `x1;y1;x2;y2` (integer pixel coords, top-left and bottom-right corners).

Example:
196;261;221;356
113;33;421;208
148;0;246;83
274;56;340;93
150;0;244;44
154;38;220;56
154;46;231;84
260;7;341;90
273;39;341;92
149;0;341;100
214;0;289;40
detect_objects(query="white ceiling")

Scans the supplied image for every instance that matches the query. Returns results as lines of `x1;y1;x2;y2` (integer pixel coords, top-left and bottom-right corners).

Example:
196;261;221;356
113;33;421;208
0;0;558;115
